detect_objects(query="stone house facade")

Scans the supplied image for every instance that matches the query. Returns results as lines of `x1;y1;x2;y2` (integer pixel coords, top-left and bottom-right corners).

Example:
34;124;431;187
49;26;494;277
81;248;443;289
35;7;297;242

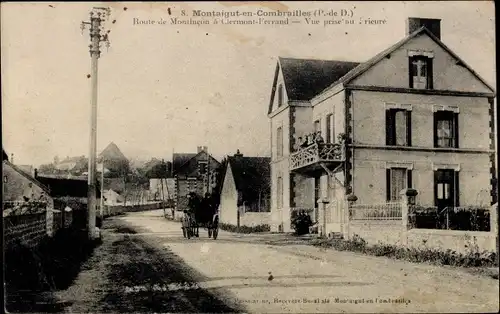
268;17;496;233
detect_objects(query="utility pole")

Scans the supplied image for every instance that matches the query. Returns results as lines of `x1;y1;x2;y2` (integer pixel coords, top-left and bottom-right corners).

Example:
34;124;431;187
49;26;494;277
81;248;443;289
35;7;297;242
100;161;104;217
81;7;111;240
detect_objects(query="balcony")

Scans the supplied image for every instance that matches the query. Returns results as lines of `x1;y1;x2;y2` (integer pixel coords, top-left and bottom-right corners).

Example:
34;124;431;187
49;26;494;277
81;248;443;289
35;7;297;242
290;143;345;173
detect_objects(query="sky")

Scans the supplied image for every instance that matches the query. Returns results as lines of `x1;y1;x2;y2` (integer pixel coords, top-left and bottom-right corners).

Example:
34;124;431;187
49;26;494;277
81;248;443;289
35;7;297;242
1;1;495;167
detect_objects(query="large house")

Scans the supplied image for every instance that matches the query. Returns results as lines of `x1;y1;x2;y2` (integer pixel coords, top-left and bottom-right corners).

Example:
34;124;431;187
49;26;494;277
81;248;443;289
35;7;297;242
219;150;271;227
172;146;221;211
268;17;496;233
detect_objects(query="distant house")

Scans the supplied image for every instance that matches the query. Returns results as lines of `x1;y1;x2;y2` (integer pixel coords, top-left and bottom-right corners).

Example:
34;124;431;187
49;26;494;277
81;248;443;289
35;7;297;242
98;142;130;176
36;173;101;229
219;151;271;227
3;154;55;237
54;156;81;171
172;146;221;211
103;189;124;205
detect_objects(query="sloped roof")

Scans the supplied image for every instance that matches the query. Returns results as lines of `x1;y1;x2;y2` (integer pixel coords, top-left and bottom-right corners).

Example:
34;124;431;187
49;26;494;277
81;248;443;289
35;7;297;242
174;151;220;176
17;165;34;175
227;156;271;203
279;57;360;101
36;175;101;198
3;160;51;194
317;26;496;97
172;153;197;174
99;142;128;162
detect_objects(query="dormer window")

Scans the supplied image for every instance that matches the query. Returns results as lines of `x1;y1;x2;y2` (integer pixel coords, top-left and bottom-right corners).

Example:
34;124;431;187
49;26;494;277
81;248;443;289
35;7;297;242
408;50;434;90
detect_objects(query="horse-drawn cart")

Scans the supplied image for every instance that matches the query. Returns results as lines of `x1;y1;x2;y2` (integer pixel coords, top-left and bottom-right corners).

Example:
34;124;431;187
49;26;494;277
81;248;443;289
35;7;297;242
181;192;219;240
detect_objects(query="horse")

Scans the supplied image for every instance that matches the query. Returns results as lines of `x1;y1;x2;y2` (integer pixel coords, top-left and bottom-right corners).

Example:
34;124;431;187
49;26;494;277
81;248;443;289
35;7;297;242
187;192;219;239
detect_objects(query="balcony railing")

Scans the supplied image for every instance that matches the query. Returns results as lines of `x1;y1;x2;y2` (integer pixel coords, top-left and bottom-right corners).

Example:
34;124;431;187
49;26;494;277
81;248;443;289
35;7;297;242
290;143;345;171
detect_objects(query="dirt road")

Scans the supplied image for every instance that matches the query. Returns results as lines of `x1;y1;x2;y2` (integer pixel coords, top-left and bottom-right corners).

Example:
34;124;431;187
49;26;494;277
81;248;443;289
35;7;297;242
118;210;499;313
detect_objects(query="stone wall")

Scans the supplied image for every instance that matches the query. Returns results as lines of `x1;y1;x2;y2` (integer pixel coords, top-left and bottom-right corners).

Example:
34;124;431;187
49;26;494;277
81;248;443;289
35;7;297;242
239;212;272;227
105;202;163;216
348;220;497;254
349;220;407;247
4;212;47;248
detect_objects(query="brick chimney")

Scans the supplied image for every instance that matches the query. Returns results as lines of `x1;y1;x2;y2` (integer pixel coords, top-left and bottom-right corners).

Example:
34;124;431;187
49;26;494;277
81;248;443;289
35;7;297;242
197;146;208;153
407;17;441;39
234;149;243;157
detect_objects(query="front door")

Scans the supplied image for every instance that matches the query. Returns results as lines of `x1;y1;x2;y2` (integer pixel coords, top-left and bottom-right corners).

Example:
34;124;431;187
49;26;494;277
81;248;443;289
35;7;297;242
434;169;457;211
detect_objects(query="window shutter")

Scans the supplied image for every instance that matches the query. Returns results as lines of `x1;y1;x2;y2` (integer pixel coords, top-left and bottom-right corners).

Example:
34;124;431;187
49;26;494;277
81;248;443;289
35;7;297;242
454;113;459;148
386;169;391;201
433;171;439;206
454;171;460;207
409;57;414;88
407;169;413;189
406;110;412;146
427;58;433;89
433;112;439;147
386;110;394;145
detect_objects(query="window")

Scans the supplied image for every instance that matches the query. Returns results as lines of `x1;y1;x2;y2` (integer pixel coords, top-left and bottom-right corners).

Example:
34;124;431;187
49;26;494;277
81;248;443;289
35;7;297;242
314;176;320;208
278;84;284;107
434;169;459;209
326;114;334;143
276;126;283;157
409;56;433;89
198;161;208;175
277;176;283;209
434;111;459;148
187;177;197;193
386;168;412;201
386;109;411;146
314;120;321;133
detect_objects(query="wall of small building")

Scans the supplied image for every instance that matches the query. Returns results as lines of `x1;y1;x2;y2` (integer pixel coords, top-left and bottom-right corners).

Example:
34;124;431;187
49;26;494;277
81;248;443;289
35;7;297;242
219;165;238;225
3;162;48;202
3;162;55;237
239;211;272;227
270;106;292;232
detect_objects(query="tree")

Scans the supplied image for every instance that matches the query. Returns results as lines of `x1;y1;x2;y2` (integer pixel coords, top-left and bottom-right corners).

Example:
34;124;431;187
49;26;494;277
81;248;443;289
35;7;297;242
38;163;57;175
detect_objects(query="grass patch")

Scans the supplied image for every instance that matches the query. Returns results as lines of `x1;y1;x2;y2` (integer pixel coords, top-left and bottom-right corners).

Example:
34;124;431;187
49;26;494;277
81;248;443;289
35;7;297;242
5;228;102;293
219;223;270;233
312;234;498;268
